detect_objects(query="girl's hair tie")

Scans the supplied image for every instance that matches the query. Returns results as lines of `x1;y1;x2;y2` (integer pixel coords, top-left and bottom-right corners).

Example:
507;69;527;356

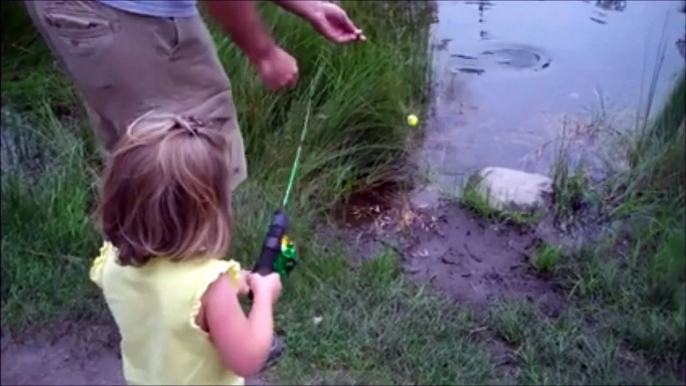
177;115;208;136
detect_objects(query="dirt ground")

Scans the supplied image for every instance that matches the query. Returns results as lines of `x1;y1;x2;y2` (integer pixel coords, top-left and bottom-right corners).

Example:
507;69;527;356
400;204;563;316
1;186;562;386
342;185;565;316
1;337;123;385
0;321;266;385
1;323;124;386
1;332;267;385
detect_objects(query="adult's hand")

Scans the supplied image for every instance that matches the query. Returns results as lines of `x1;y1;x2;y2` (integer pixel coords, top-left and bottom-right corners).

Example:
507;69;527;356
273;0;366;43
307;1;366;43
253;45;299;91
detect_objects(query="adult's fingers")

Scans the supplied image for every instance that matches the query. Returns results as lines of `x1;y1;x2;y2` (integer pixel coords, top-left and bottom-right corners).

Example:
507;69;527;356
334;12;364;41
276;72;298;90
333;33;357;43
338;13;360;34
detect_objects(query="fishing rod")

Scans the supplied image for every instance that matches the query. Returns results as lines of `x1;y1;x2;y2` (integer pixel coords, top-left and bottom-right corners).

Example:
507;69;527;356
251;67;323;280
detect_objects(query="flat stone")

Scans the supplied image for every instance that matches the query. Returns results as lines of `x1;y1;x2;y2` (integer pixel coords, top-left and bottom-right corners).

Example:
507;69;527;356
473;167;552;211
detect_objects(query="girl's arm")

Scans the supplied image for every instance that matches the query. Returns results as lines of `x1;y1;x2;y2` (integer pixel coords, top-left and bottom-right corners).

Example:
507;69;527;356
203;274;276;377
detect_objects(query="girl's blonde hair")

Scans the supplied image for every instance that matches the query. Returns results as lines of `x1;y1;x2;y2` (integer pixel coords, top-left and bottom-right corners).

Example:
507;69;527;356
95;113;232;266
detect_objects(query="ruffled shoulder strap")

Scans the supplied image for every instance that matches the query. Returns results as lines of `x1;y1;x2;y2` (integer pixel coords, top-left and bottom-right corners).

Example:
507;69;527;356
89;241;118;289
189;259;243;335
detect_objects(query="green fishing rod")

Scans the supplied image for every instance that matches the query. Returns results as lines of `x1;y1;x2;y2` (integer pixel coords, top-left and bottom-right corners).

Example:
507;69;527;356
251;68;322;280
249;126;305;278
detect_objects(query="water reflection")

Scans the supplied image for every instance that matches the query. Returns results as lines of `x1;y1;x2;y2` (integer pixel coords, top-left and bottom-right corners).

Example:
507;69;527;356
594;0;627;12
423;0;685;193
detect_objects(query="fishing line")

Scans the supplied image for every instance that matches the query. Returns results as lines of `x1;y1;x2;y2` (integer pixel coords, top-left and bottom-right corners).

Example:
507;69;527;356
249;65;324;279
281;65;323;208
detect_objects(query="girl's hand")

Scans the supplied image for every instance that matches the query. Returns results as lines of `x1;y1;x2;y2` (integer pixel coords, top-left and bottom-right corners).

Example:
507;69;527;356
249;272;282;305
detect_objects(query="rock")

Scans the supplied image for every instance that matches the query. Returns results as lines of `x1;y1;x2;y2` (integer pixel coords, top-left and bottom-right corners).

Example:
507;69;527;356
472;167;552;211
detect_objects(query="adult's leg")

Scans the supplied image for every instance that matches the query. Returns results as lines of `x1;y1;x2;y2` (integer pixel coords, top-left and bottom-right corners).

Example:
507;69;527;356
23;0;247;190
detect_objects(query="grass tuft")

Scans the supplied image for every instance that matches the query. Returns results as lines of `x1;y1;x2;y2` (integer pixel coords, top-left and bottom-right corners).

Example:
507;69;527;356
531;243;564;273
548;57;685;377
459;178;544;227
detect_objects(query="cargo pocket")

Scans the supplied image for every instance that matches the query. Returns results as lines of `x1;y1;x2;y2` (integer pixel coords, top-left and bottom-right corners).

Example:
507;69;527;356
41;1;118;88
43;1;118;49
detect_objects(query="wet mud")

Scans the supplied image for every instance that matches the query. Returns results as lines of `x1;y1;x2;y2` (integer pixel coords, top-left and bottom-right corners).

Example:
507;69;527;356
337;186;565;317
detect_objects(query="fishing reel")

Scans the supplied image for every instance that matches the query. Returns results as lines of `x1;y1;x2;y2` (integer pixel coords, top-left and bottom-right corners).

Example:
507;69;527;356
252;209;297;279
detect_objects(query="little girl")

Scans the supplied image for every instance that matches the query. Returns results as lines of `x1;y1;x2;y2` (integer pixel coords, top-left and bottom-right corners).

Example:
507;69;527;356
88;113;282;385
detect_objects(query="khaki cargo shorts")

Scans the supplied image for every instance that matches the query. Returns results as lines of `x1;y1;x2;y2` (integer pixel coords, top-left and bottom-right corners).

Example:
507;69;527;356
23;0;248;192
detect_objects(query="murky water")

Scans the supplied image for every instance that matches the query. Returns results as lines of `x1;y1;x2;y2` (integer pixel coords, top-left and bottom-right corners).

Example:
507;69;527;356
423;0;686;192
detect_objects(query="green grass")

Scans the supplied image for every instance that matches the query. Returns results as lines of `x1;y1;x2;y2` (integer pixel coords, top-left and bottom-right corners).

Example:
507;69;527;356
488;300;679;385
531;244;564;273
1;104;102;326
272;249;496;384
544;59;686;383
205;1;433;208
550;154;599;226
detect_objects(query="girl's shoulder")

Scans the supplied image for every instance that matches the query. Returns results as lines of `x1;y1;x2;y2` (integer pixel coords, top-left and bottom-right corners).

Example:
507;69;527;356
89;241;243;288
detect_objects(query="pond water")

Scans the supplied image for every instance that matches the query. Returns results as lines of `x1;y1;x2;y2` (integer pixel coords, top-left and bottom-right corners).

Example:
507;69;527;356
423;0;686;193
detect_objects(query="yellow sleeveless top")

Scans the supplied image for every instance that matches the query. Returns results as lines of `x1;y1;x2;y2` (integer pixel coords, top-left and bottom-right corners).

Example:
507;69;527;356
89;241;244;386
